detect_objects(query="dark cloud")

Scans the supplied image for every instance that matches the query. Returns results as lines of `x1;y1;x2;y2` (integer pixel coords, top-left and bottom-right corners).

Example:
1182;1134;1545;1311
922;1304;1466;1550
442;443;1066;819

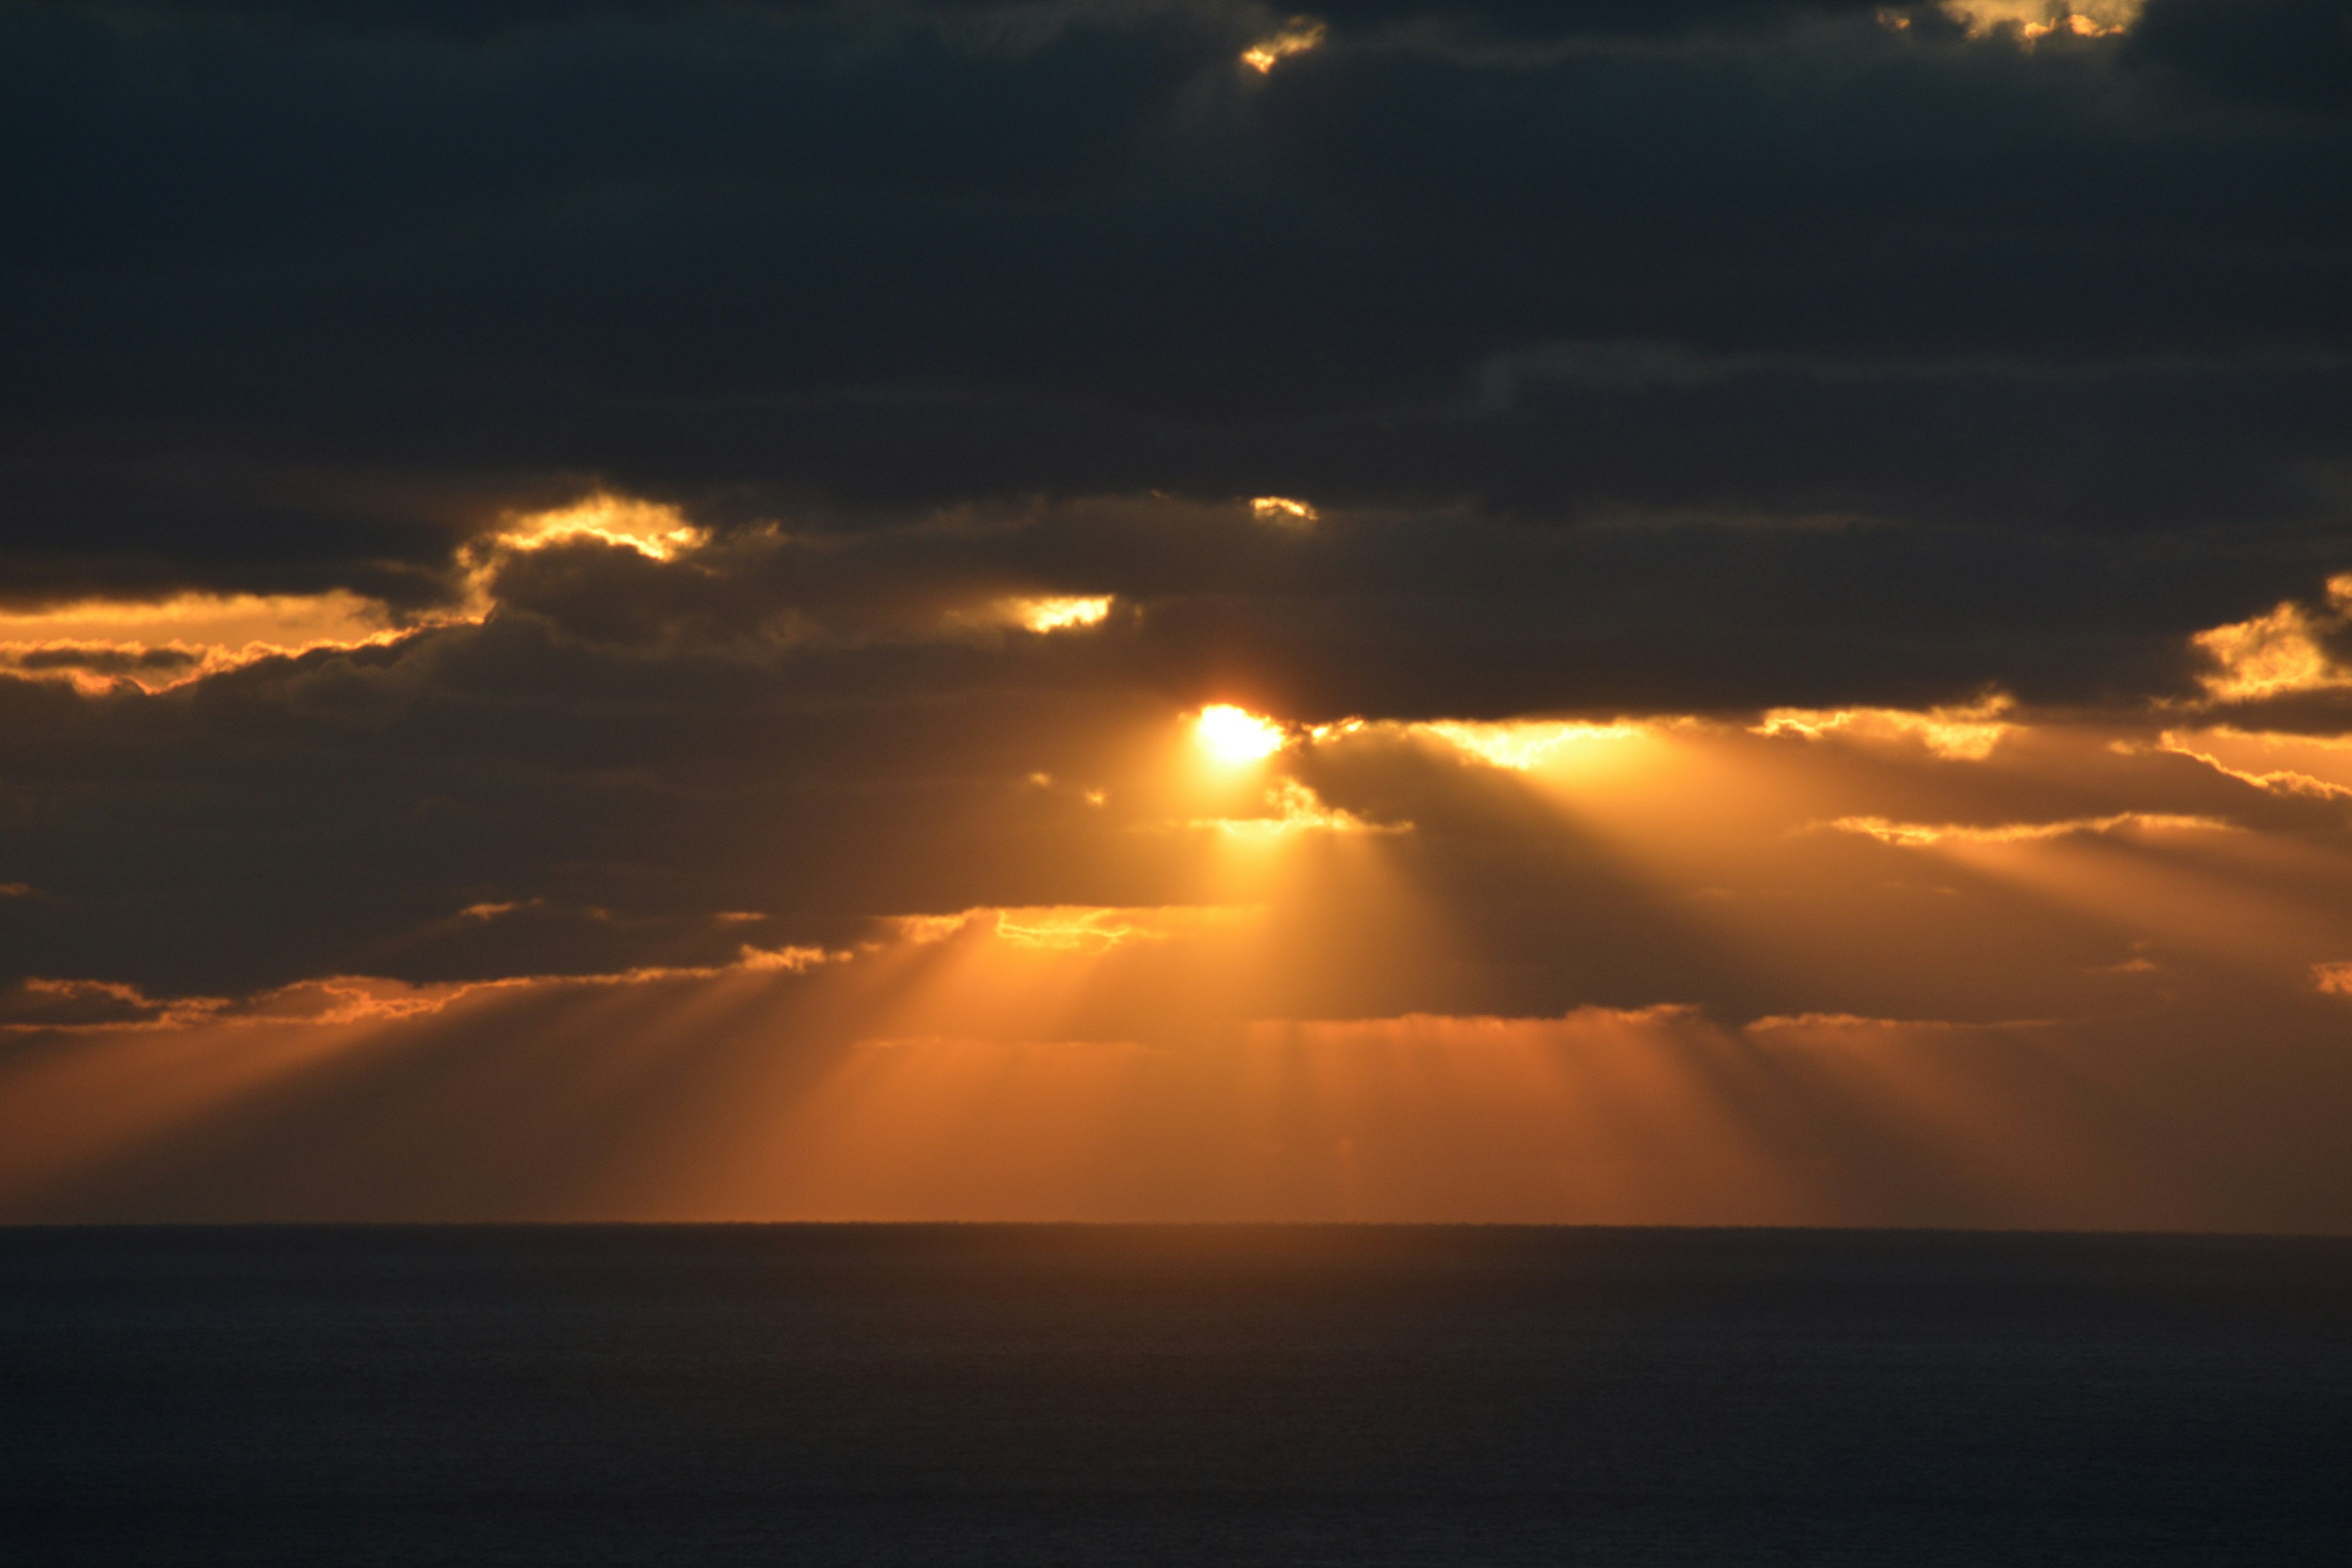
4;1;2350;1003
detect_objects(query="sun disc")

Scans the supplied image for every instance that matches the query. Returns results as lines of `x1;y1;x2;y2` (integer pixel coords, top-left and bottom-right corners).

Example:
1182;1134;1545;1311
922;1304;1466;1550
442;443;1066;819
1196;704;1285;764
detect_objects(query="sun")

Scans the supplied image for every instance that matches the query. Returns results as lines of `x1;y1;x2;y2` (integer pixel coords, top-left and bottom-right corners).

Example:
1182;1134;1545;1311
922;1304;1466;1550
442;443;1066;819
1196;704;1286;764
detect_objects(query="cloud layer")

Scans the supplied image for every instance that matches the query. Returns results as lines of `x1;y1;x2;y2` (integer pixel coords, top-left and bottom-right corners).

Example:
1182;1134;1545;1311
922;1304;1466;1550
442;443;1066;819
4;2;2350;1223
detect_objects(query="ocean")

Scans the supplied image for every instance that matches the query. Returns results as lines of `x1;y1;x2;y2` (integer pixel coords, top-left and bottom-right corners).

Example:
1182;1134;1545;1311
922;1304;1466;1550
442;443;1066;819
4;1225;2348;1565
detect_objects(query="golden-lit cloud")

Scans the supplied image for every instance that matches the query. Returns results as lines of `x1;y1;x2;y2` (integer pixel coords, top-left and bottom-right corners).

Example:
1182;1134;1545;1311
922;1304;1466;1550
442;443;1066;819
2158;728;2352;801
884;905;1262;954
486;492;708;562
2314;962;2352;997
1242;17;1325;74
1755;691;2016;761
737;944;843;972
941;593;1117;636
1824;812;2238;846
0;976;228;1033
1192;778;1406;837
1938;1;2141;41
1196;703;1287;763
1744;1011;2054;1034
0;589;462;695
1414;718;1648;771
1250;496;1319;529
2190;577;2352;702
1005;595;1114;633
0;491;717;698
990;905;1242;952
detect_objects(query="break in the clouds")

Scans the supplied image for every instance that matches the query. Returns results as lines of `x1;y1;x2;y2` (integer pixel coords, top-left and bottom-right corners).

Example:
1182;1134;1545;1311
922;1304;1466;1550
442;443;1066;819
3;1;2351;1226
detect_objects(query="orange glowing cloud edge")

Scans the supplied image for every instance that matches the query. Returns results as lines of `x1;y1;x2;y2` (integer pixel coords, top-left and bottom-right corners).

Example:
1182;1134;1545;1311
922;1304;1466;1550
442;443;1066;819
1250;495;1318;527
1241;18;1325;74
0;903;1276;1034
0;492;1133;695
2187;574;2352;703
2;957;2111;1044
1820;812;2242;847
9;476;2343;734
889;903;1266;951
0;946;849;1036
835;1006;2079;1057
1184;778;1408;836
1934;1;2141;42
2154;729;2352;802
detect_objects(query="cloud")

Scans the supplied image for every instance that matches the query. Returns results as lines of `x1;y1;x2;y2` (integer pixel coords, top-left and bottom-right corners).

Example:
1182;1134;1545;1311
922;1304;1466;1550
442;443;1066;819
1822;812;2240;845
2;3;2350;1224
1754;692;2017;761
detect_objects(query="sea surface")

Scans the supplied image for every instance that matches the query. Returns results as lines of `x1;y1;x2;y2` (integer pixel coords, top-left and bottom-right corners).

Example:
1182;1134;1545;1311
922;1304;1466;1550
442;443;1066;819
4;1225;2350;1566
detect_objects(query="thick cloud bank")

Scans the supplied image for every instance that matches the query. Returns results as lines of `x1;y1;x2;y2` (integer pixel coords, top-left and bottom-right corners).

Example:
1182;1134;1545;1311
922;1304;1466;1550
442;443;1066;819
4;2;2351;1224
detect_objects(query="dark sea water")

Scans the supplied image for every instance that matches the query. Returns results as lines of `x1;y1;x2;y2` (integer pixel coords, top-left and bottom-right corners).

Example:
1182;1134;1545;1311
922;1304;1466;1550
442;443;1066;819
4;1226;2350;1566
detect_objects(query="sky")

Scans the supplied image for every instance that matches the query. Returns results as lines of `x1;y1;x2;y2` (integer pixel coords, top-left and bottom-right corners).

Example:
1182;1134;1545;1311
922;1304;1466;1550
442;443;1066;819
3;0;2351;1226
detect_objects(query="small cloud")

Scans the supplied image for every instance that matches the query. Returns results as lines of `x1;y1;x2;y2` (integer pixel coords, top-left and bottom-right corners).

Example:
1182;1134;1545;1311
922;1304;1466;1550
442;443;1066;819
949;595;1115;635
1823;812;2238;846
737;944;843;973
488;493;707;562
1415;718;1645;771
1192;778;1409;837
2188;576;2352;703
1242;17;1325;74
2316;962;2352;997
1745;1012;2056;1033
1250;496;1319;529
1755;691;2015;761
1939;2;2141;42
879;905;1261;954
1011;595;1112;633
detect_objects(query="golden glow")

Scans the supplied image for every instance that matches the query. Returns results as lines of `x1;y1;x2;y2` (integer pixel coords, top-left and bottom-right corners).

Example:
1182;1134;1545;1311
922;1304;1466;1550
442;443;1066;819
0;489;724;698
1196;703;1287;763
737;944;842;973
1826;812;2238;846
1417;718;1645;771
488;493;707;561
2158;728;2352;801
1250;496;1319;528
16;679;2352;1227
1195;778;1403;837
1940;1;2140;40
1755;692;2015;761
1242;18;1326;74
1008;595;1114;633
881;905;1262;954
0;590;465;695
2193;602;2348;702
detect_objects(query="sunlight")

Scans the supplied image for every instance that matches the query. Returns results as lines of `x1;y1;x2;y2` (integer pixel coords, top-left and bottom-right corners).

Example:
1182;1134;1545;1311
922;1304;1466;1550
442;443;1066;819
1196;704;1287;764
